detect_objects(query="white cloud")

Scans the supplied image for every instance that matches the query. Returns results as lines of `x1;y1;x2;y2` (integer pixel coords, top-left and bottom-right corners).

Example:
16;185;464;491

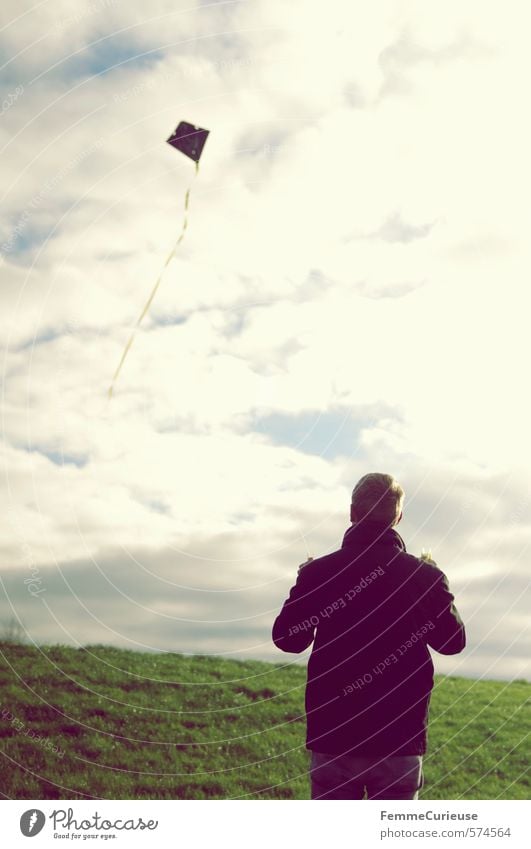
1;0;530;680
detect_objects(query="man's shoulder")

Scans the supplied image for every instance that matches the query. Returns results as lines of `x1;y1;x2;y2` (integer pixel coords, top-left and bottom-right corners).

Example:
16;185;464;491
297;547;351;584
402;554;447;588
300;549;342;573
376;550;448;592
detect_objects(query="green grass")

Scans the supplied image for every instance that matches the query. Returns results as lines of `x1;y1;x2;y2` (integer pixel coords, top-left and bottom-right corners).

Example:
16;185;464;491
0;642;528;799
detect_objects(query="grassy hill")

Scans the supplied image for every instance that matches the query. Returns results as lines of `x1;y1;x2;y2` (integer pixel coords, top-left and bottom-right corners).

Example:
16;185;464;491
0;641;528;799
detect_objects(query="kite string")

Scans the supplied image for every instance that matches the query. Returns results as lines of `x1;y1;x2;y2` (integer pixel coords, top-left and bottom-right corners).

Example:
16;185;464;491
107;160;200;399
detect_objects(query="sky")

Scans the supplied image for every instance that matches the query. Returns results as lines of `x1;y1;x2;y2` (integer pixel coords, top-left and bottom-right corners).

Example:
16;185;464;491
1;0;530;682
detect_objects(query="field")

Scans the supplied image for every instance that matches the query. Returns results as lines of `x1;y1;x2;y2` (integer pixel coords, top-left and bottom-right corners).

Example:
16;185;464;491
0;642;529;799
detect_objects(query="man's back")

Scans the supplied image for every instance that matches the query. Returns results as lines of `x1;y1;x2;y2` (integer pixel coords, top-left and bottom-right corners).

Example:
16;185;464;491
272;519;466;757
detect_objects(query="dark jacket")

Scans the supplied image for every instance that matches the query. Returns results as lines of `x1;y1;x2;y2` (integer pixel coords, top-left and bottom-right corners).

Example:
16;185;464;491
272;519;466;756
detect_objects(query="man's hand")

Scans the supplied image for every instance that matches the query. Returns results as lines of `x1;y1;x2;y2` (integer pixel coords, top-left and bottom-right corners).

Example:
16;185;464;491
420;548;437;565
297;557;313;576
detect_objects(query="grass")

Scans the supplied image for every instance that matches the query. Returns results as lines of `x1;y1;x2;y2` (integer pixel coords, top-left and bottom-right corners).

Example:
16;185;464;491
0;641;528;799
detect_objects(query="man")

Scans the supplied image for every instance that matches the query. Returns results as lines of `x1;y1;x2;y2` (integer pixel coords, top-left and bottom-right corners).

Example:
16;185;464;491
272;472;466;800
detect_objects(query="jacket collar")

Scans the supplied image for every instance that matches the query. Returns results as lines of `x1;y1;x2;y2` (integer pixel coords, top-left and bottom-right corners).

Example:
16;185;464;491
341;520;406;552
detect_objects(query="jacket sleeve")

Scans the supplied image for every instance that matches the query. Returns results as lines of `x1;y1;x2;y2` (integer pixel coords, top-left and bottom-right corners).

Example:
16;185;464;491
272;566;318;654
418;562;466;655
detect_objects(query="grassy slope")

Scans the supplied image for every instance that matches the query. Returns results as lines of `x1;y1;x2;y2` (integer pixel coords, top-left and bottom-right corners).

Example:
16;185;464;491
0;642;529;800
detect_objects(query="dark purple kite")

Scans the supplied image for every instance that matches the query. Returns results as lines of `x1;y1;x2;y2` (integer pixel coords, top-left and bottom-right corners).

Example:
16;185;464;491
166;121;210;163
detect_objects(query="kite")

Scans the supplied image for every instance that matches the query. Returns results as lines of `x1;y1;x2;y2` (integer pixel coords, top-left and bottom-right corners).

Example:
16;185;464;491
166;120;209;162
107;121;210;399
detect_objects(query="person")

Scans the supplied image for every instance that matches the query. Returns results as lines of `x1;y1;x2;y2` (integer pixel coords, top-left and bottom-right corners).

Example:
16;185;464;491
272;472;466;800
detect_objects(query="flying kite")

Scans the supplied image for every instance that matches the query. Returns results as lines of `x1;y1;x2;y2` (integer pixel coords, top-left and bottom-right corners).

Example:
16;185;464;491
107;121;210;399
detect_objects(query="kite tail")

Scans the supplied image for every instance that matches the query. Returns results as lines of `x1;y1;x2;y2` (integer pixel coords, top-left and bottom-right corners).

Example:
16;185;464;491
107;160;200;400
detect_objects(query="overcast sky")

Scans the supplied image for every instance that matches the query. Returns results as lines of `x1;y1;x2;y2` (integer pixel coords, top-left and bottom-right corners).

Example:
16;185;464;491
1;0;530;682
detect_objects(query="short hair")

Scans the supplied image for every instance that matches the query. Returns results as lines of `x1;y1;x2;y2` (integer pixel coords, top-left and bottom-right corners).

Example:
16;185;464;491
351;472;404;527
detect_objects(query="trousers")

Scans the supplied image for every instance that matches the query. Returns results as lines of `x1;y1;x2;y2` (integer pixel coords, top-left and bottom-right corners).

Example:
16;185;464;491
310;750;424;800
